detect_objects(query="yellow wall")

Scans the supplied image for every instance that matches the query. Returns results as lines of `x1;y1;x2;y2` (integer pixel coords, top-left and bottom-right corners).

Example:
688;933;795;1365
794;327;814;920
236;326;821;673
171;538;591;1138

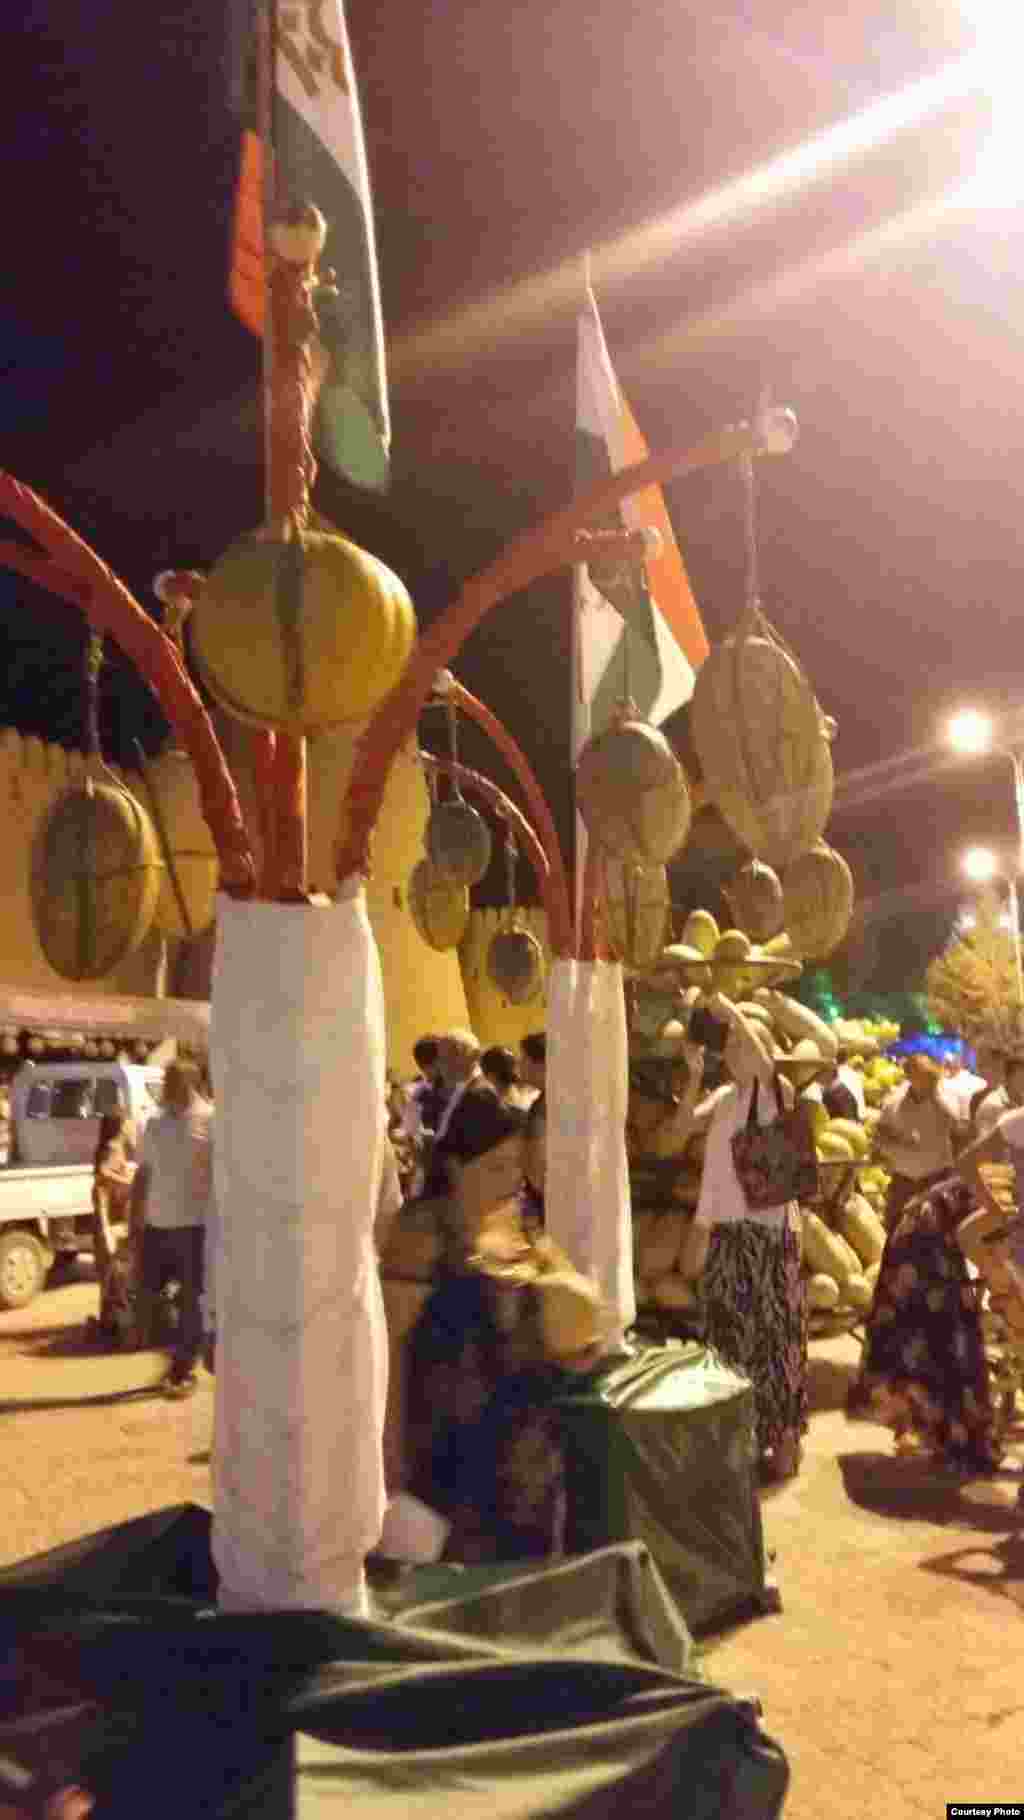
0;728;166;998
0;723;556;1071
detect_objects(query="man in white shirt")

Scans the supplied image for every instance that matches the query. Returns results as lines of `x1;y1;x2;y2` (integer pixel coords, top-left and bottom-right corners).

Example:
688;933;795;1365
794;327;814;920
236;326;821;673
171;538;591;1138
940;1053;986;1123
433;1029;484;1142
131;1059;213;1398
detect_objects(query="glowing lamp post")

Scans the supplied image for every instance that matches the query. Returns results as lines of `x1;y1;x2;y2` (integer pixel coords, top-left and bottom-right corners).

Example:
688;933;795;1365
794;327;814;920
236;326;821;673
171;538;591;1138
961;844;1024;1006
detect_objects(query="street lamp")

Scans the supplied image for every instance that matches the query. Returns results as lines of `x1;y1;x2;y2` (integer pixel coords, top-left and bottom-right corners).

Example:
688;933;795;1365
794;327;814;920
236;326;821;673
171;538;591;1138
960;844;1024;1005
947;708;1024;876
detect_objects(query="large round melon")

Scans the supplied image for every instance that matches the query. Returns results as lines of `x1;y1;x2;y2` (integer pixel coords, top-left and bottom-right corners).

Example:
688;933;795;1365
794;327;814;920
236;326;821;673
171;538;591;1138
782;841;854;961
32;782;162;981
690;612;833;868
487;926;545;1005
576;720;691;866
191;529;416;733
407;858;470;952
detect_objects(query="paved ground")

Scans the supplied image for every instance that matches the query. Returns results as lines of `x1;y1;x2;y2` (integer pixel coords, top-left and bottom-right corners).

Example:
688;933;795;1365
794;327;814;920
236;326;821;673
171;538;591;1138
2;1266;1023;1818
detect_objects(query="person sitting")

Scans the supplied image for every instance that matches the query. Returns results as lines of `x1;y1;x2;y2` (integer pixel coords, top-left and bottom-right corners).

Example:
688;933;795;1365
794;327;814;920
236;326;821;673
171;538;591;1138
403;1088;606;1564
518;1032;546;1101
480;1044;535;1109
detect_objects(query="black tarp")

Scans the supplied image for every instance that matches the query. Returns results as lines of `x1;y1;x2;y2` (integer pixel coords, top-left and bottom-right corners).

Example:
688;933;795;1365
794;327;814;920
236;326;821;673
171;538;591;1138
0;1504;789;1820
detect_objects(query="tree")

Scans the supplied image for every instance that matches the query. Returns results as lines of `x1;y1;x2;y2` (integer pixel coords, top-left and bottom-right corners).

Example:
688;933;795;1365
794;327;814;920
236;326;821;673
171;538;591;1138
925;890;1024;1049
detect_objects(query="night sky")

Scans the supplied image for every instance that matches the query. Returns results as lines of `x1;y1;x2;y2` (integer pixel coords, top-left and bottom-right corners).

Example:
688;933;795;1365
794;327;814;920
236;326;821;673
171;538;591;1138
2;2;1021;992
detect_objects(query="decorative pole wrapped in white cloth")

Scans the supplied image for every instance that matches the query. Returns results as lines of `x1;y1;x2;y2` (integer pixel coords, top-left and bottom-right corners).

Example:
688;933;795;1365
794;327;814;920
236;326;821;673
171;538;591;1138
545;954;635;1344
209;885;389;1616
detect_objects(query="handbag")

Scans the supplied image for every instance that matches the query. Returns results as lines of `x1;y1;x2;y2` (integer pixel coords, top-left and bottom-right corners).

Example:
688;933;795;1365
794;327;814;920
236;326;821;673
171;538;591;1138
730;1078;820;1210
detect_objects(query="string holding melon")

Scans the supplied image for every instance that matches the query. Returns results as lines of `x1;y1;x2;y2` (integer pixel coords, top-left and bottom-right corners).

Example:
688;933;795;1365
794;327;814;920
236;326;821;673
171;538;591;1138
690;452;834;870
190;526;416;734
32;780;164;983
423;692;493;886
31;635;163;982
485;833;545;1005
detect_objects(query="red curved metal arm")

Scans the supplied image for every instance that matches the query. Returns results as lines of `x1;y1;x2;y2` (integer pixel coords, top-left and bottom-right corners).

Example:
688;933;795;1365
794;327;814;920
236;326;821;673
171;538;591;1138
336;420;757;933
419;752;551;906
0;477;257;895
441;680;572;955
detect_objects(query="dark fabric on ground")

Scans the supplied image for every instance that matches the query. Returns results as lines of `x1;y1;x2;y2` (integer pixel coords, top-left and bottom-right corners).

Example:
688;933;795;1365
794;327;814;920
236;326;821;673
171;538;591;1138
0;1503;788;1820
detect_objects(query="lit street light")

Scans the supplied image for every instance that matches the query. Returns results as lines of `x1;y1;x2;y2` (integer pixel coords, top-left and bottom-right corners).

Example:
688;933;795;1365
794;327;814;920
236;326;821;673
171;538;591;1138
947;708;1024;877
960;845;1024;1005
948;709;995;757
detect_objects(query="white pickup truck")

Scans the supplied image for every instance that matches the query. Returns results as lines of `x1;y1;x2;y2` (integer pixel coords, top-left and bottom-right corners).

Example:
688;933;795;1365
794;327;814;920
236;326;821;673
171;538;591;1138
0;1061;165;1309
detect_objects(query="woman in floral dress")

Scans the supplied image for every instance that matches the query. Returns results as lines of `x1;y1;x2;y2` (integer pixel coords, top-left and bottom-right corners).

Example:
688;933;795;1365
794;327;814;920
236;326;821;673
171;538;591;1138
403;1089;606;1562
851;1173;1001;1471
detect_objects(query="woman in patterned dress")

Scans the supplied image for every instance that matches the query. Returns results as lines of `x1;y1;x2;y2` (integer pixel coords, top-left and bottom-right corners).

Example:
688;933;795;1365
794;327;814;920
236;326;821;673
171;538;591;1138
693;996;811;1482
403;1089;606;1563
850;1172;1001;1471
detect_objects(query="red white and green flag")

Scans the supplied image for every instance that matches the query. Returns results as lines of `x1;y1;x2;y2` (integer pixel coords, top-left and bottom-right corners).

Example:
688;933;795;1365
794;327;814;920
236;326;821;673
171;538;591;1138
228;0;390;491
573;282;707;762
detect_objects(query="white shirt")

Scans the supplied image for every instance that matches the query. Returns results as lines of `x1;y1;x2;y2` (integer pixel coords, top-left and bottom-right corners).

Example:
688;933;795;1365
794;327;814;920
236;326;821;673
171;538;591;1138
696;1081;794;1229
139;1099;213;1230
941;1068;986;1122
876;1082;958;1180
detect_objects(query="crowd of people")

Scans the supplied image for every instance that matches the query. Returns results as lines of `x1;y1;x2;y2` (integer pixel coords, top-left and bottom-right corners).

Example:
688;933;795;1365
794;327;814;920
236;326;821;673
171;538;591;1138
73;1009;1024;1545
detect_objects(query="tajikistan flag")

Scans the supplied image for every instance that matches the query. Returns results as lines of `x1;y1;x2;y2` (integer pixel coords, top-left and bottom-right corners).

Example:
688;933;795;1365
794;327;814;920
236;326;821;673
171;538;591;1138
574;283;707;763
228;0;390;492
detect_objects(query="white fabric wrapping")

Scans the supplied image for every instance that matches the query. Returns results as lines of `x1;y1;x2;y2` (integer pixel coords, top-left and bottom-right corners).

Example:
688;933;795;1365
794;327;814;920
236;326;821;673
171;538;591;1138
209;889;388;1616
545;956;635;1340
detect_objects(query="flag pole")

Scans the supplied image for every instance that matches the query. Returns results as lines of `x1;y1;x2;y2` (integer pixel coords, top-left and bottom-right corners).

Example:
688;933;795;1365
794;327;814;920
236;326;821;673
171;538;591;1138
257;0;309;900
571;249;592;954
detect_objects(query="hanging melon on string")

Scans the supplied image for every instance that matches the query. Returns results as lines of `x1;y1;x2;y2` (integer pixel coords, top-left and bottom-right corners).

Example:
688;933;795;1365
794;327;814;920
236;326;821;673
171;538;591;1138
407;856;470;952
575;715;691;866
189;525;416;733
722;858;784;942
423;695;493;886
31;638;162;981
486;834;545;1005
782;841;854;961
690;449;834;868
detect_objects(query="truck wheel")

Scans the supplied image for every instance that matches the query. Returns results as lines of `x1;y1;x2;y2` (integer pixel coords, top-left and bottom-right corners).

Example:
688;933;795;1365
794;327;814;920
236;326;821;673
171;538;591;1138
0;1230;49;1310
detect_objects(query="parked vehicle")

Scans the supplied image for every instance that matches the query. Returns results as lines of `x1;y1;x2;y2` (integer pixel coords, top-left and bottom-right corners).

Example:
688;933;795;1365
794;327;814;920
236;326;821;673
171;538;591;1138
0;1061;164;1309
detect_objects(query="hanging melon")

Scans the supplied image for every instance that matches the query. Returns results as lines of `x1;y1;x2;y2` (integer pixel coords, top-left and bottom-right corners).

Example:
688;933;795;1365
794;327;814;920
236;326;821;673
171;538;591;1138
407;858;470;952
576;718;691;866
603;859;670;973
487;924;545;1005
190;527;416;733
722;858;784;942
143;747;219;937
425;797;493;887
782;841;854;962
690;606;833;868
31;781;163;982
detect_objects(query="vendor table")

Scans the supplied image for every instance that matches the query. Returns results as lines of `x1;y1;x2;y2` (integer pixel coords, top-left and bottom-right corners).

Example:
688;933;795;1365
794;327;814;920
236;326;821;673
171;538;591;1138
557;1343;778;1635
